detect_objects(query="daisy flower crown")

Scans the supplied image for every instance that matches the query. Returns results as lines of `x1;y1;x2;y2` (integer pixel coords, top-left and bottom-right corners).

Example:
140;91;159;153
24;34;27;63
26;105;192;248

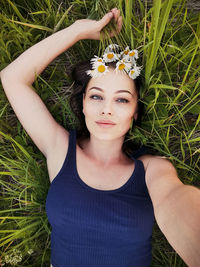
86;44;142;80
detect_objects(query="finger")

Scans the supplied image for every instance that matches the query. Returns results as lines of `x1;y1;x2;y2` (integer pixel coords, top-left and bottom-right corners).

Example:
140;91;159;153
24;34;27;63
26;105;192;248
116;9;120;21
98;11;113;28
111;8;119;23
117;16;123;33
108;16;122;38
111;7;117;13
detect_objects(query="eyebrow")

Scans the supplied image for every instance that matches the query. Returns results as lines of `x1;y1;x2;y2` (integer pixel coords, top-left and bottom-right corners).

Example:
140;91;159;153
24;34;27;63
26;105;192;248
88;86;133;96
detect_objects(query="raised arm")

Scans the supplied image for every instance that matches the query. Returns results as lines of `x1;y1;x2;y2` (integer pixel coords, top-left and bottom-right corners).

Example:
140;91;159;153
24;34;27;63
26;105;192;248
0;25;79;159
142;155;200;266
0;8;122;158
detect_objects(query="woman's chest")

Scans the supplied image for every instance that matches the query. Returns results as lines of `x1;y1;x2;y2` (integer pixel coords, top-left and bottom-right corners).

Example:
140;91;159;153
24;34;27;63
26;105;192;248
47;145;136;191
75;149;135;191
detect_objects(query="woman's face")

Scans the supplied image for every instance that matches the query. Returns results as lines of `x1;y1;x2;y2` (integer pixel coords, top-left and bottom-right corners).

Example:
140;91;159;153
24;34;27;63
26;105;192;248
83;68;138;141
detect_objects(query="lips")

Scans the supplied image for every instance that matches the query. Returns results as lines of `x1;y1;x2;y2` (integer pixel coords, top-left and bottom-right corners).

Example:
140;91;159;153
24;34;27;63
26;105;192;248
96;120;116;125
95;120;116;128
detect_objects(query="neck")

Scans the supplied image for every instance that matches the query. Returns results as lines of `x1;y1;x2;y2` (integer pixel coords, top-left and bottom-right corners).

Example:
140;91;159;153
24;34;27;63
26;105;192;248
80;133;126;166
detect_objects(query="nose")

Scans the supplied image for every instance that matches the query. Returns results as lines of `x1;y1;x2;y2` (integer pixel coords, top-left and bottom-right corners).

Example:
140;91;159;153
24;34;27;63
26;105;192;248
101;111;111;115
100;102;112;115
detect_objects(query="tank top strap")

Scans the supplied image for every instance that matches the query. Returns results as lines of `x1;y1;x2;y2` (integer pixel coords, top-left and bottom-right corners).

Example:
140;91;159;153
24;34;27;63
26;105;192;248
67;129;77;164
127;156;150;198
69;129;76;148
134;158;145;175
56;129;76;173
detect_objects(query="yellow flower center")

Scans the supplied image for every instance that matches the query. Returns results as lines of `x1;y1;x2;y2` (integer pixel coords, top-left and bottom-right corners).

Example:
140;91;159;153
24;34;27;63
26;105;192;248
130;70;135;75
124;50;129;55
118;63;125;70
129;51;135;57
107;53;114;59
98;65;106;73
97;59;103;62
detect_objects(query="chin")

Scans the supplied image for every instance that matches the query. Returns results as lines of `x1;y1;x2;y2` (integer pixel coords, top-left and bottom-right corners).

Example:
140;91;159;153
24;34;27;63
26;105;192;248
87;125;128;141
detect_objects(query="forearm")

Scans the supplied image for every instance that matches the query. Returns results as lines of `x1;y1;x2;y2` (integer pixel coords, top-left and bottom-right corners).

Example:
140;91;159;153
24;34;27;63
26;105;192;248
0;9;122;87
0;24;79;85
156;184;200;266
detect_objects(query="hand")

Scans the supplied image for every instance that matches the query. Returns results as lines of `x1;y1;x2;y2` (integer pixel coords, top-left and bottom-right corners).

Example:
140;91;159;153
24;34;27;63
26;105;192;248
72;8;123;40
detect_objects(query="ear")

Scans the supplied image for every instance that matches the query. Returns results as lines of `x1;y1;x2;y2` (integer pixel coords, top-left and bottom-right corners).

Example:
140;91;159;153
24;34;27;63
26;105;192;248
82;93;85;114
134;112;138;121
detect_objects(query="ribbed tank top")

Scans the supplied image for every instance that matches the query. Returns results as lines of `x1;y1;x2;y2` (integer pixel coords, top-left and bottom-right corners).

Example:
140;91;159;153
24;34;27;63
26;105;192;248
45;130;155;267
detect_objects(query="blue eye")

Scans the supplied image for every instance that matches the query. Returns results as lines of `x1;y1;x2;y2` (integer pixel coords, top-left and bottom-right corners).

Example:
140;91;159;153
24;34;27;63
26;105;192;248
116;98;129;103
89;95;129;103
90;95;103;100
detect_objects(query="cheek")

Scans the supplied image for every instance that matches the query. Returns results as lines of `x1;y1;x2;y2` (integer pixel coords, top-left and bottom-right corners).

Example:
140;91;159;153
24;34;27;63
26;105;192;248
83;101;98;118
117;105;136;121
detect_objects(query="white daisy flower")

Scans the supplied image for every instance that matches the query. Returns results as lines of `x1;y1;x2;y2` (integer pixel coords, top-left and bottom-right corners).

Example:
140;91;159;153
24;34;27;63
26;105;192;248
128;65;142;79
120;46;130;58
128;49;139;59
86;45;141;80
86;69;93;76
105;44;120;53
102;52;119;63
90;56;104;67
115;60;132;73
86;62;109;78
121;48;138;63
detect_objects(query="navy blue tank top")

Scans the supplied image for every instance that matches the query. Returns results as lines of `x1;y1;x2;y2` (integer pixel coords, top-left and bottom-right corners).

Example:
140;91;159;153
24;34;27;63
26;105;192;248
46;130;155;267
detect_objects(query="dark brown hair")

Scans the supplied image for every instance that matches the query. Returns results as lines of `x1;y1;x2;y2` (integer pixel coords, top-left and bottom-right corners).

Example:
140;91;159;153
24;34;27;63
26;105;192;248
69;60;144;157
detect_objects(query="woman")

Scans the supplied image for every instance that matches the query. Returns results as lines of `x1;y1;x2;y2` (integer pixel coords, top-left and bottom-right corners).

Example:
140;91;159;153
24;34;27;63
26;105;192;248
0;7;200;267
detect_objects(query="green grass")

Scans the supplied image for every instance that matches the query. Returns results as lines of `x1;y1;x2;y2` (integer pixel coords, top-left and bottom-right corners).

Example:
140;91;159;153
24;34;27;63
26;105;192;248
0;0;199;265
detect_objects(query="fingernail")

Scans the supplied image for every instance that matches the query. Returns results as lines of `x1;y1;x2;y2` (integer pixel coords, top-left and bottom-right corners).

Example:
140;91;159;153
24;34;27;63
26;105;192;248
108;12;113;18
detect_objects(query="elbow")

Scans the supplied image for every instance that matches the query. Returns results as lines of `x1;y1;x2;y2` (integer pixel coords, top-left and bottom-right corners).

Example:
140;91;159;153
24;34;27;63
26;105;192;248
0;68;6;84
1;66;30;87
0;67;13;87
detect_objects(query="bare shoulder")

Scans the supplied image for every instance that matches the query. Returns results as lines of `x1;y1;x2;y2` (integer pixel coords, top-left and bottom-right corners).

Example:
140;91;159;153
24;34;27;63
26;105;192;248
138;154;180;184
138;154;183;210
138;154;176;172
46;125;69;182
